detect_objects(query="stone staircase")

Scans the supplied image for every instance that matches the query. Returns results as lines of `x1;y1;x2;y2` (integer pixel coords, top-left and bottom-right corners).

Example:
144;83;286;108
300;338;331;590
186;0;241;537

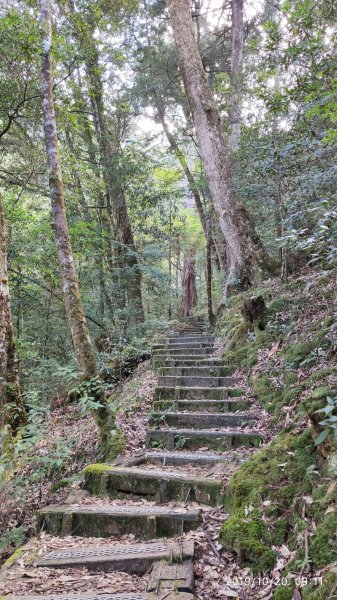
1;316;262;600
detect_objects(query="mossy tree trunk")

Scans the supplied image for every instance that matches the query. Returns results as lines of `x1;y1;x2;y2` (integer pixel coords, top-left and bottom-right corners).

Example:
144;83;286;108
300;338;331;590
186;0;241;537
40;0;111;451
0;193;26;434
167;0;273;292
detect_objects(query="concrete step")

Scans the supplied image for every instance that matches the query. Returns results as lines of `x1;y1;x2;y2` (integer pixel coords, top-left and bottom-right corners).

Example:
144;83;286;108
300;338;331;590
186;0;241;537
153;342;214;351
157;375;236;388
146;428;262;451
157;336;215;344
157;366;234;377
84;464;222;506
154;386;243;401
143;450;244;466
152;347;215;356
150;411;256;429
153;399;251;412
153;357;227;368
35;538;194;573
148;559;194;594
37;503;201;539
8;594;194;600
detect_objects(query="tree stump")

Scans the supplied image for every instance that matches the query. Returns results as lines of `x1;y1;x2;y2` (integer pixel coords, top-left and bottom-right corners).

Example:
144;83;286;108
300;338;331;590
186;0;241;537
241;296;266;330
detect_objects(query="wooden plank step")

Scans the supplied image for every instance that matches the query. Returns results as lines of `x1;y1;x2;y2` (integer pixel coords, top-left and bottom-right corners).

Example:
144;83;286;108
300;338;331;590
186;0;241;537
84;465;222;506
154;386;243;400
146;428;262;451
37;503;200;539
35;539;194;574
152;399;251;412
150;411;256;429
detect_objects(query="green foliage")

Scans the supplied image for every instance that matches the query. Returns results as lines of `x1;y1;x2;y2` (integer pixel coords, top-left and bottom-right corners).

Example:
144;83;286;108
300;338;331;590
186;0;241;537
314;395;337;445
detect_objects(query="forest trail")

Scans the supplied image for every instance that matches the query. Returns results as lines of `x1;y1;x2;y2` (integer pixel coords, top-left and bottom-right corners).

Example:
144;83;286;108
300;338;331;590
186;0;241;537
0;317;264;599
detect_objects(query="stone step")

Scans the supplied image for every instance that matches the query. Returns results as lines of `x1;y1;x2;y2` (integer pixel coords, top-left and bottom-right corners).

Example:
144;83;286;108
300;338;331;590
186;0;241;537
8;594;194;600
85;465;222;506
153;357;227;368
157;366;234;377
148;559;194;594
35;539;194;574
37;503;200;539
157;375;236;388
153;399;251;412
150;411;256;429
152;347;215;356
153;342;214;351
157;336;215;344
146;428;262;451
143;450;244;466
154;386;243;400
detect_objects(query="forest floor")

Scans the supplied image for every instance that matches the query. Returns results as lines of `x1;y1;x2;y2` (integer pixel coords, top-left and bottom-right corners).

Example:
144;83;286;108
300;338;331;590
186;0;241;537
1;266;337;600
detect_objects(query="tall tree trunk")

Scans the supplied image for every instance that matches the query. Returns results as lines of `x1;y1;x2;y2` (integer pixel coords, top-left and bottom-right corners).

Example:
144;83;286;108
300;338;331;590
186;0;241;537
228;0;244;153
0;193;26;434
40;0;97;380
180;255;197;317
84;38;144;325
156;105;228;273
168;0;272;291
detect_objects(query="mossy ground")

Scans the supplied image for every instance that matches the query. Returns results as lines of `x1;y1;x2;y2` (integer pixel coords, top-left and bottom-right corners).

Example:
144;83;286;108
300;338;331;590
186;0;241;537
217;268;337;592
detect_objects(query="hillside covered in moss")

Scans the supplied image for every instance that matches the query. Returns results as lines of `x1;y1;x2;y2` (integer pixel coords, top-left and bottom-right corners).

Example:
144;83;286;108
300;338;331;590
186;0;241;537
217;268;337;599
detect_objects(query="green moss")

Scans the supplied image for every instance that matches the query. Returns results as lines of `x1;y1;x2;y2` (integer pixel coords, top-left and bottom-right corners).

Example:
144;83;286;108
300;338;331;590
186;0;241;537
84;463;112;475
273;585;294;600
268;298;288;312
3;546;25;568
224;430;315;514
105;428;125;461
301;572;337;599
220;510;275;573
309;513;337;568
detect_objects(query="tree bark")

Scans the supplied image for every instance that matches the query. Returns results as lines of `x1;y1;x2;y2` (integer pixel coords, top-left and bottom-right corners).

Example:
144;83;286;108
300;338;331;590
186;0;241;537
156;105;228;272
84;38;144;325
0;193;26;434
180;255;197;317
40;0;98;381
168;0;271;291
228;0;244;153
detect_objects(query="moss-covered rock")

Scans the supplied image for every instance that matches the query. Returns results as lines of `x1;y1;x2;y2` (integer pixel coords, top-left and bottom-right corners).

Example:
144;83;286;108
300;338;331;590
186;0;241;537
220;510;275;573
224;430;316;514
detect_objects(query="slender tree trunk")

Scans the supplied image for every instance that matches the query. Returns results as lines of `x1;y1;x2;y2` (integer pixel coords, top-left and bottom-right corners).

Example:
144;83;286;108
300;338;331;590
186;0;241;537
0;194;26;434
206;229;214;326
40;0;98;380
228;0;244;153
156;105;228;273
84;39;144;324
180;255;197;317
168;0;272;291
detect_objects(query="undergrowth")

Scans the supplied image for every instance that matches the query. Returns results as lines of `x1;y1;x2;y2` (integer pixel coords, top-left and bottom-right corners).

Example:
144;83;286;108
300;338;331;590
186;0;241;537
217;267;337;597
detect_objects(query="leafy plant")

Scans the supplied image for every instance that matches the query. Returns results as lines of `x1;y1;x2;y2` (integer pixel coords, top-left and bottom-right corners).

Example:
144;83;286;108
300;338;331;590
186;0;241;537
314;396;337;445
